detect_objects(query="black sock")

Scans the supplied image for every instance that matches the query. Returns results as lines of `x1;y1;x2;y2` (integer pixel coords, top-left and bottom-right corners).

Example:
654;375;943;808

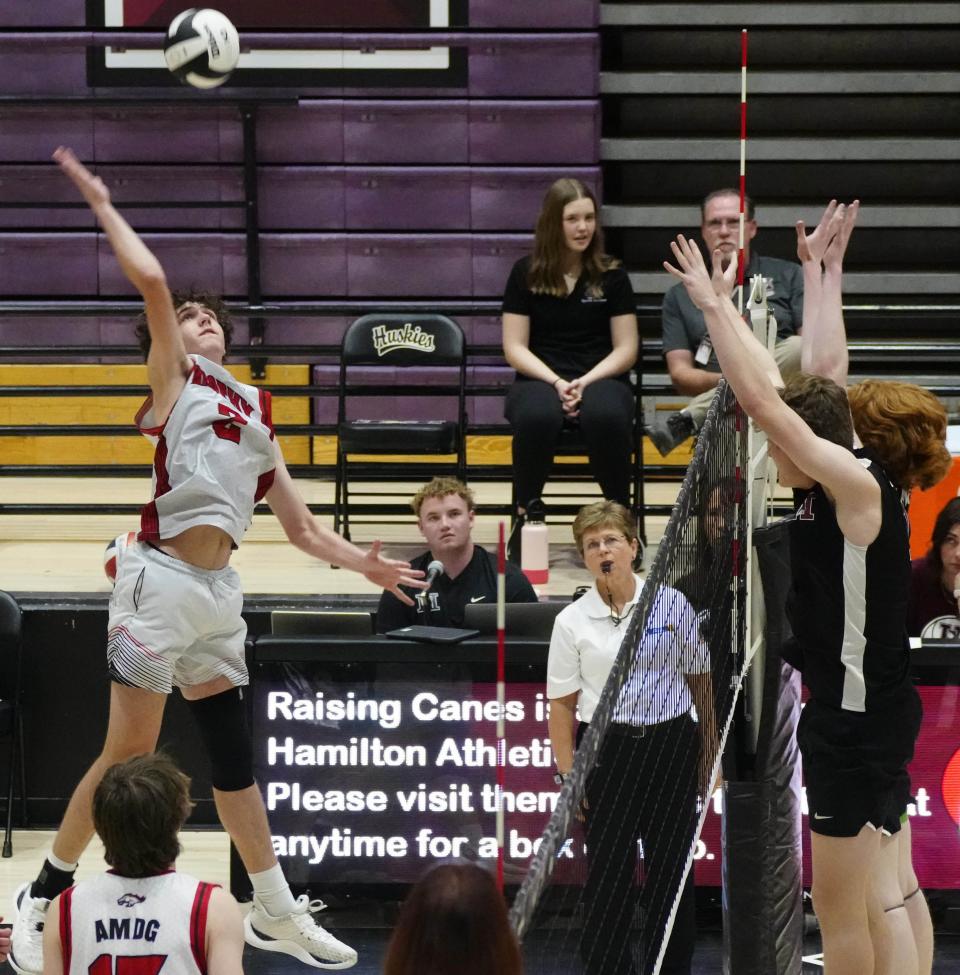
31;860;77;901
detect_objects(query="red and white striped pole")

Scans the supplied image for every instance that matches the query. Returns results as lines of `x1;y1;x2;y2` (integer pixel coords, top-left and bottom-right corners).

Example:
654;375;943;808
736;28;749;313
495;519;507;891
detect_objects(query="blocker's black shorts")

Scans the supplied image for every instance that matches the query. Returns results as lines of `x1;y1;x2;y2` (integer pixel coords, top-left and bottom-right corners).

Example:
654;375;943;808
798;690;922;838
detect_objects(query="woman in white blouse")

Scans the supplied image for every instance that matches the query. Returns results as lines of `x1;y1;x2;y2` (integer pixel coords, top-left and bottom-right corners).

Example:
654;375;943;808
547;501;717;975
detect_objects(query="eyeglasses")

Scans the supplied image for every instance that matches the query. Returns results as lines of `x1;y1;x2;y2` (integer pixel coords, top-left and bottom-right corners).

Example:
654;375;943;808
583;534;629;554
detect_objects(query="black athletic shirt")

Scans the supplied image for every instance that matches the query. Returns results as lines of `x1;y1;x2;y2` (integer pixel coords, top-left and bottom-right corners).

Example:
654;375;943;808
783;450;912;713
501;256;637;380
376;547;538;633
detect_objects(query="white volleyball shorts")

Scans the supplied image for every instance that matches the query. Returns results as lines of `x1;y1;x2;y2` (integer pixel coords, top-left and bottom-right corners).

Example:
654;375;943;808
107;541;249;694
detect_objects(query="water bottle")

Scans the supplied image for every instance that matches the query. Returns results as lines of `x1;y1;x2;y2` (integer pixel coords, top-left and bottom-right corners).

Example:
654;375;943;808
521;499;549;585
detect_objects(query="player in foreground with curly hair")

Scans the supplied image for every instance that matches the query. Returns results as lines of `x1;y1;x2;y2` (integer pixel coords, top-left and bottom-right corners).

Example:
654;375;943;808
11;147;428;974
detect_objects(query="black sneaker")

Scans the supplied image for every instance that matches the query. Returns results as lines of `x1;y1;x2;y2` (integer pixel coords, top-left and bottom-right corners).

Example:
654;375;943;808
648;411;696;457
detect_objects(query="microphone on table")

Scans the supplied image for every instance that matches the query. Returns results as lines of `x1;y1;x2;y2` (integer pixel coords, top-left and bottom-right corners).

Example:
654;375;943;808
424;560;445;592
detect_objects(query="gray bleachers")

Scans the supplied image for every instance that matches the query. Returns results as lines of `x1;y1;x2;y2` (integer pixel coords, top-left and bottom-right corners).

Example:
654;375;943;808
599;1;960;303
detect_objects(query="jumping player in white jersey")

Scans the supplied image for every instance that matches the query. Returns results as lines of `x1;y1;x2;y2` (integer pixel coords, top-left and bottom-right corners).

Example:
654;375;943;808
664;233;949;975
11;147;428;975
43;753;243;975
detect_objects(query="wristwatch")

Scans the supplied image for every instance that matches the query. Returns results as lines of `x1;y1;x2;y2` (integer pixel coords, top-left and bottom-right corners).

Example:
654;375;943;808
553;771;567;786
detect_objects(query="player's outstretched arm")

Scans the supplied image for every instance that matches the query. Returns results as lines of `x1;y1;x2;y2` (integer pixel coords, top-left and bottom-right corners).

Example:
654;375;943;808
710;247;783;389
53;147;189;413
205;888;245;975
264;446;426;604
665;234;879;538
797;200;857;385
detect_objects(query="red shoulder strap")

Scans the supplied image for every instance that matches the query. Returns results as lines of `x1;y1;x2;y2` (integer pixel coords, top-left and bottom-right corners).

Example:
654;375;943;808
189;882;218;974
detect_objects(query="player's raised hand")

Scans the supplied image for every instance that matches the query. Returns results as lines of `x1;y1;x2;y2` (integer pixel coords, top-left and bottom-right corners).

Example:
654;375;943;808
361;539;427;605
710;244;738;299
53;146;111;210
663;235;717;311
823;199;859;271
796;199;841;265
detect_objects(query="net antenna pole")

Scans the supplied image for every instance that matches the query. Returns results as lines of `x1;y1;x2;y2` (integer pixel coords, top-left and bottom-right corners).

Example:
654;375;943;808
496;519;507;893
733;25;757;745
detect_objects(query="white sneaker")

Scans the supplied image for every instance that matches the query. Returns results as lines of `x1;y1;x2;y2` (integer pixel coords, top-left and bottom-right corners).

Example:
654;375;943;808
244;895;358;970
9;882;49;975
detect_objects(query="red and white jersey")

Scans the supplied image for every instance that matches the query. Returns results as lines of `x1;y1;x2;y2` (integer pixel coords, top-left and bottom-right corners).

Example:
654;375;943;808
59;871;218;975
136;355;276;547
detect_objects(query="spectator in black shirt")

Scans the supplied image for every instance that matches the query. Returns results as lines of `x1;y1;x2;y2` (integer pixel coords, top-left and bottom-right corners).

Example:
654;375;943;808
376;477;537;633
501;178;639;544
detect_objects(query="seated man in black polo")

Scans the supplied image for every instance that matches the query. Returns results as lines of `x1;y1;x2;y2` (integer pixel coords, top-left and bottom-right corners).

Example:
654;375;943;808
376;477;538;633
650;188;804;455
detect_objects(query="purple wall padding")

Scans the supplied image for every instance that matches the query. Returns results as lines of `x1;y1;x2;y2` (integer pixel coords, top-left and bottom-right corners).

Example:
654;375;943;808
108;165;244;230
470;0;598;28
0;0;85;25
0;50;86;95
258;167;347;230
92;108;243;163
311;363;512;425
471;166;601;230
0;316;100;346
468;101;600;163
345;168;471;230
347;235;472;297
343;101;470;164
472;235;532;296
251;317;349;346
260;234;348;297
257;103;344;164
0;233;98;295
457;315;503;345
98;234;247;297
0;110;94;162
469;36;599;96
0;166;95;229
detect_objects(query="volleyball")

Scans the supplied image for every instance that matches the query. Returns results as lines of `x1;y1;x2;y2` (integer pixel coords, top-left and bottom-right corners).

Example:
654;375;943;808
104;531;137;585
163;8;240;89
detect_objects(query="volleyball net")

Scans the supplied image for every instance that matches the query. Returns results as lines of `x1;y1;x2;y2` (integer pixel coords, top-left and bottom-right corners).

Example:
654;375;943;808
509;380;751;975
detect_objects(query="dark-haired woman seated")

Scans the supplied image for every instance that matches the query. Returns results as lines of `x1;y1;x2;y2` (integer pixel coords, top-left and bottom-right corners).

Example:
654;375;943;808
501;178;639;540
908;496;960;640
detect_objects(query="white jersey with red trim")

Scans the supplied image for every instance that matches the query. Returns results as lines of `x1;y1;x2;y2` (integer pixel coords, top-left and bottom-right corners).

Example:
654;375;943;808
59;871;217;975
136;355;276;547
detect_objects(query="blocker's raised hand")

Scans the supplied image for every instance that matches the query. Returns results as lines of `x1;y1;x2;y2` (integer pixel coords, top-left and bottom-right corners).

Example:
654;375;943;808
663;234;719;311
823;199;859;271
796;198;841;265
711;244;738;300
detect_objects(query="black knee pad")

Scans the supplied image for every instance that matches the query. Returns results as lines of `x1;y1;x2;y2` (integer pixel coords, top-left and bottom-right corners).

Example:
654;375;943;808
187;687;255;792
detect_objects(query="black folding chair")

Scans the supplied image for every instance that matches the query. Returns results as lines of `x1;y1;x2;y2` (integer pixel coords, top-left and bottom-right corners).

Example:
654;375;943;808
333;313;468;540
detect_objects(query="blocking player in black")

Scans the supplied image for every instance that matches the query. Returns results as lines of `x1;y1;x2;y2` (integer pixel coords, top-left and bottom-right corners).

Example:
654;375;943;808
797;199;945;975
665;232;949;975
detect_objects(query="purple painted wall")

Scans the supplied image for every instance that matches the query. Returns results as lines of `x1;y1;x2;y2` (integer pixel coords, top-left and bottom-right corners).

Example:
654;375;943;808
0;2;602;336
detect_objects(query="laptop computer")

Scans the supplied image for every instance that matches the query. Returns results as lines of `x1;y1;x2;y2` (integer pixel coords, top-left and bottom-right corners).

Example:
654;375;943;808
383;625;480;644
270;610;374;637
462;601;567;638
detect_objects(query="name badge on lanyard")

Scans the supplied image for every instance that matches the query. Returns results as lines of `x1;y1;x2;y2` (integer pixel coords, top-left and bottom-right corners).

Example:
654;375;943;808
694;335;713;365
